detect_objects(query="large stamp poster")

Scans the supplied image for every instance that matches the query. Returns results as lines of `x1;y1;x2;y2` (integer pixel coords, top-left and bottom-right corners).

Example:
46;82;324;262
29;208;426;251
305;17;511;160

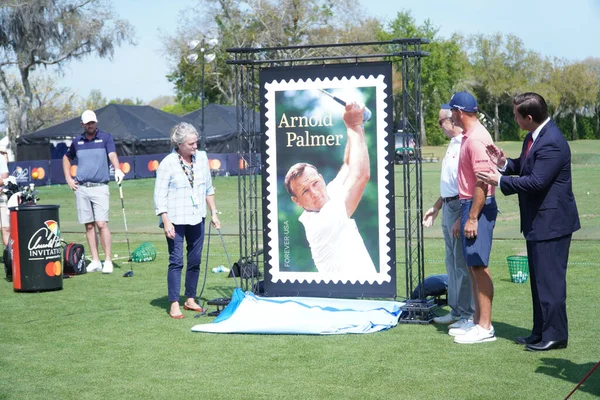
261;62;395;298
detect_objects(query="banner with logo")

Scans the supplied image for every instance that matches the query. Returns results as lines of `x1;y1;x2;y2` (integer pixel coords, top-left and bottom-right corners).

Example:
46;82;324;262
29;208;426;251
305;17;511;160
260;62;395;298
7;161;51;187
110;156;134;181
206;154;229;176
10;205;62;291
49;159;68;185
135;153;168;179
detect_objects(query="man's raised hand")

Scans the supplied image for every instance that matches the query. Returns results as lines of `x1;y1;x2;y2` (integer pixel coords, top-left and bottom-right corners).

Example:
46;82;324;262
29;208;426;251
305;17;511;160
343;102;366;129
485;144;506;168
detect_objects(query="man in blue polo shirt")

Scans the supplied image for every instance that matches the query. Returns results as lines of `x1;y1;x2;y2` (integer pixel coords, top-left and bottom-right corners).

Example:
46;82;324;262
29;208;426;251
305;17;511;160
63;110;125;274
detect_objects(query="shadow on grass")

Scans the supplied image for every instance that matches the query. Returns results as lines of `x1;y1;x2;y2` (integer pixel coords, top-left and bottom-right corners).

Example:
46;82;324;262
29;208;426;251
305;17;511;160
150;285;234;313
200;285;235;303
429;316;531;341
150;296;171;313
491;321;531;340
536;358;600;398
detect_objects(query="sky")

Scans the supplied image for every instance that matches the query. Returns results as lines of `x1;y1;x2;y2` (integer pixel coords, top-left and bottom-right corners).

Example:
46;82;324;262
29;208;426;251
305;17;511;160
54;0;600;104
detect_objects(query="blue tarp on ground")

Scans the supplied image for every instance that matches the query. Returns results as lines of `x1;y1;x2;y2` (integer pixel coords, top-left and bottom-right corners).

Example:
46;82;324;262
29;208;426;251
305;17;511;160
191;288;403;335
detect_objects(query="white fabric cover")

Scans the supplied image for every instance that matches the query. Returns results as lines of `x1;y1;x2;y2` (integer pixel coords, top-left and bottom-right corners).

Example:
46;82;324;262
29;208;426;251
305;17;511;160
192;289;403;335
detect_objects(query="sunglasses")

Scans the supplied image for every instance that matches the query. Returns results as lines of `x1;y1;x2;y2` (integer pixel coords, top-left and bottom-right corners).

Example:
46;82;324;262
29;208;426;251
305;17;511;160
438;118;452;127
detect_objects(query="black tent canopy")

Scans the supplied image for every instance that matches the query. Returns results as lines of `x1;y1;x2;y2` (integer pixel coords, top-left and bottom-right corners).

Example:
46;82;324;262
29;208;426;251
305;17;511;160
16;103;254;161
183;103;261;153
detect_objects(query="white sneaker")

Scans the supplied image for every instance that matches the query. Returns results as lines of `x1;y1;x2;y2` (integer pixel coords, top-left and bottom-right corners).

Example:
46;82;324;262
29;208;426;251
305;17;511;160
449;317;473;330
102;260;113;274
448;319;475;336
86;260;102;272
454;324;497;344
433;313;460;324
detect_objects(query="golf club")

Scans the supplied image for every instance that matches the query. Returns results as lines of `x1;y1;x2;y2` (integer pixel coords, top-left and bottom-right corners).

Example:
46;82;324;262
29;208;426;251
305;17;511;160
317;88;372;122
197;226;238;319
217;227;239;289
118;183;133;278
197;220;212;304
193;222;213;318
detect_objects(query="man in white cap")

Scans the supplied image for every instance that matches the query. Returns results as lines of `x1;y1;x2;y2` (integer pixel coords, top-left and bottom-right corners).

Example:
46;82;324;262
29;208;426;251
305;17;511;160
62;110;125;274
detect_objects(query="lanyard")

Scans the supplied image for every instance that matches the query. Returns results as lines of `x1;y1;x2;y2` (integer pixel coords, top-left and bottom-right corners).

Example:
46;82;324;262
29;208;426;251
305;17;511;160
178;154;195;188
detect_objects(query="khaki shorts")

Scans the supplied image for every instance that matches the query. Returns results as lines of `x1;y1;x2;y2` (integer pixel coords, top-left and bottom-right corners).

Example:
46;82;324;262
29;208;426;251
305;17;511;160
0;202;9;229
74;184;110;224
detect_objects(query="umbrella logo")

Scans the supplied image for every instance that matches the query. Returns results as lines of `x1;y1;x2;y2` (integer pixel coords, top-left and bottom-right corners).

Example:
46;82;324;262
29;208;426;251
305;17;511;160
44;220;60;237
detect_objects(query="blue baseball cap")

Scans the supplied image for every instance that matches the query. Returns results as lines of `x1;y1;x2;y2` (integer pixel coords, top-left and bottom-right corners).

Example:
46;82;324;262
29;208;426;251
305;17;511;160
443;92;478;113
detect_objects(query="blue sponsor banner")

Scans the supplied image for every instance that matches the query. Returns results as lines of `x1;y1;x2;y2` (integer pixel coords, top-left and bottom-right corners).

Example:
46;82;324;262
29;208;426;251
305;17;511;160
135;153;168;179
228;153;261;176
207;153;229;176
49;159;71;185
7;161;51;187
8;153;243;185
109;156;135;181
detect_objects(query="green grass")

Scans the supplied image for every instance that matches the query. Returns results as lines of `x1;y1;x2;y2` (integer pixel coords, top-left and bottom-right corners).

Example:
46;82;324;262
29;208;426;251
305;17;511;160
1;141;600;399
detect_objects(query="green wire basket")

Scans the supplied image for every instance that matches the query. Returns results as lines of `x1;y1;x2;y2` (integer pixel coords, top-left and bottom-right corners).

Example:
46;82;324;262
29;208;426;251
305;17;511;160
130;242;157;263
507;255;529;283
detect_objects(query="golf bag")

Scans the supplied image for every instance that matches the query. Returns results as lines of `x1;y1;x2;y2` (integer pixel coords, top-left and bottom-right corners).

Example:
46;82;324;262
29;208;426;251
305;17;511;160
228;258;261;279
228;249;263;279
63;243;86;275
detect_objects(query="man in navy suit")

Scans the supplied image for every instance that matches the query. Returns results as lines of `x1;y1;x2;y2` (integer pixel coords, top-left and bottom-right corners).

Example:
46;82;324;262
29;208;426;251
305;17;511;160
476;92;580;352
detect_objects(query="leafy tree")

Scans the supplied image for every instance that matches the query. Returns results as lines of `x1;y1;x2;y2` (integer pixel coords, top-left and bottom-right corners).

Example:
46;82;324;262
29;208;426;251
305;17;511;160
161;101;199;116
0;71;81;132
550;61;598;140
0;0;134;156
84;89;108;110
108;97;144;106
467;33;540;141
378;11;468;145
149;95;176;110
163;0;378;107
582;57;600;138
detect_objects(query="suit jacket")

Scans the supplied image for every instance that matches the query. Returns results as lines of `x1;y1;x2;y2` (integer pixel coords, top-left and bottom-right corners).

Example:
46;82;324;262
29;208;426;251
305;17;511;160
500;119;580;241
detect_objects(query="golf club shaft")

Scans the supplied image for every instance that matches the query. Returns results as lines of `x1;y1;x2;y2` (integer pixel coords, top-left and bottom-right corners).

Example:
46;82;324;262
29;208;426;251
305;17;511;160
317;89;371;122
197;221;211;301
119;184;133;274
217;227;239;289
318;88;346;106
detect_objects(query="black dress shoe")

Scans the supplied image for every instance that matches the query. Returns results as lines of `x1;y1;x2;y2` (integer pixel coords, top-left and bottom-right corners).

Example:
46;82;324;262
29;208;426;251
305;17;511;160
525;340;568;352
514;335;542;345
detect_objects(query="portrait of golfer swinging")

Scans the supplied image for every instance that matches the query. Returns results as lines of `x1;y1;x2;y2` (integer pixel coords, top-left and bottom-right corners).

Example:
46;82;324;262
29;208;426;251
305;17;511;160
284;102;376;275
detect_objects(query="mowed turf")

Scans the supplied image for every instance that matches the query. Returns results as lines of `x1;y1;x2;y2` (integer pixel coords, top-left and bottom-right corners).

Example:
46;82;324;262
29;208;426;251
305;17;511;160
1;140;599;399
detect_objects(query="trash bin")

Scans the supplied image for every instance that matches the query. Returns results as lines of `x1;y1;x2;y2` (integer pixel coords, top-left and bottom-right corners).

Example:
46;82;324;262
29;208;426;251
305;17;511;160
9;204;63;292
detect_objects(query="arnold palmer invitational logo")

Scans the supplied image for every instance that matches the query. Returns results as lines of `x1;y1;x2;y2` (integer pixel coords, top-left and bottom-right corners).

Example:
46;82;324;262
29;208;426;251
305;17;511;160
27;220;62;261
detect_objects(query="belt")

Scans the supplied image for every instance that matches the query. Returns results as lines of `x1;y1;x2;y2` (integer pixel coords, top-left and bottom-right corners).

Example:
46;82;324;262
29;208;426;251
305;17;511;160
79;182;107;187
442;195;459;203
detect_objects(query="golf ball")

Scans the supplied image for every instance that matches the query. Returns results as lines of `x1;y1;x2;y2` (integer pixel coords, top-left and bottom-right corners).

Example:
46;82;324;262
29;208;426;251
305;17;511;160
114;254;118;258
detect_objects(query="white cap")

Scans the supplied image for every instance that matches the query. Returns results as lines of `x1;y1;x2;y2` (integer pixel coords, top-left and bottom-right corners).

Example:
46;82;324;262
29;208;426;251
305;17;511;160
81;110;98;124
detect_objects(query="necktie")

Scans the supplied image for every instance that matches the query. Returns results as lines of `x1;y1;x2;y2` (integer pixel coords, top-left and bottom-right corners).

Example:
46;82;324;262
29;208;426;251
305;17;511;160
525;135;533;157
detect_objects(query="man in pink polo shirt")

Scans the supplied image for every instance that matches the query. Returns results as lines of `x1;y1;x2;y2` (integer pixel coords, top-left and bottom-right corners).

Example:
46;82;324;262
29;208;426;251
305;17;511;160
445;92;498;344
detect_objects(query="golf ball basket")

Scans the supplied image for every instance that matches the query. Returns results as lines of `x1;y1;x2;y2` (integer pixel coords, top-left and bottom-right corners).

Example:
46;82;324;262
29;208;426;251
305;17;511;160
507;255;529;284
